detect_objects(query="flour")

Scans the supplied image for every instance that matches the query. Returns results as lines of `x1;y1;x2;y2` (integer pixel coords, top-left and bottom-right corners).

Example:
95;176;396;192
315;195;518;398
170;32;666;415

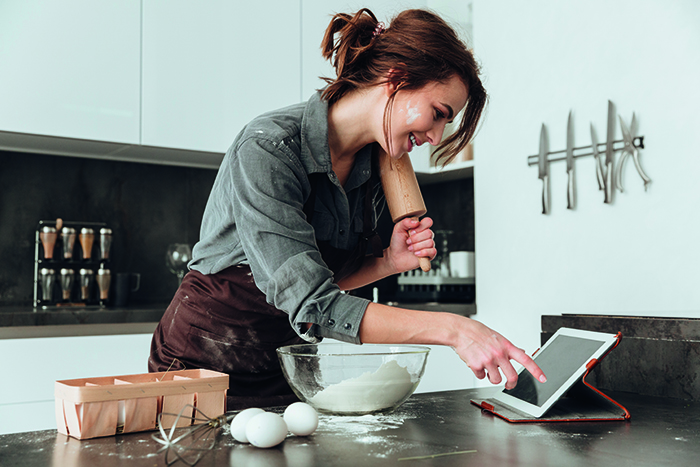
310;360;417;413
406;101;421;124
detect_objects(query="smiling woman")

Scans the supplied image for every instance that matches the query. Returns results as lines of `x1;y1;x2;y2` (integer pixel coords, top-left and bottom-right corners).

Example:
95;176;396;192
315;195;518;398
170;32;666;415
320;8;485;166
149;7;545;411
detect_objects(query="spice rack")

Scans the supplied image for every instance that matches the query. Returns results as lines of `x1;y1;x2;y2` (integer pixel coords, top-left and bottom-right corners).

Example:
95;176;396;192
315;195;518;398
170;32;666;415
33;219;112;309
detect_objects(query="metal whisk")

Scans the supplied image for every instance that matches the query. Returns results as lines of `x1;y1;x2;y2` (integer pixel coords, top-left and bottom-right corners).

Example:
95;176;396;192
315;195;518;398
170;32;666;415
152;404;234;466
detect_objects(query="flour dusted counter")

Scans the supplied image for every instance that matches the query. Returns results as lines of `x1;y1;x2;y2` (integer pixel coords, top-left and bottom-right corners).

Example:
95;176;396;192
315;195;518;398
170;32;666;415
1;388;699;467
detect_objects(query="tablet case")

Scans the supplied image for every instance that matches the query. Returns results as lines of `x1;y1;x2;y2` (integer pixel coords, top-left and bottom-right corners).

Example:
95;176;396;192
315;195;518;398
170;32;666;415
470;332;630;422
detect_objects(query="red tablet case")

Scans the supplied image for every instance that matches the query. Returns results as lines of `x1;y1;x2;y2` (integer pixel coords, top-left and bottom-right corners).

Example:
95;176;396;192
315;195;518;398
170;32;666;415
470;332;630;422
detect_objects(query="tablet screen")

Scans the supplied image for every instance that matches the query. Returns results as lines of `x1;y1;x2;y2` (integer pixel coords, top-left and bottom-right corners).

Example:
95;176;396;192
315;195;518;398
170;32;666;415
502;335;606;407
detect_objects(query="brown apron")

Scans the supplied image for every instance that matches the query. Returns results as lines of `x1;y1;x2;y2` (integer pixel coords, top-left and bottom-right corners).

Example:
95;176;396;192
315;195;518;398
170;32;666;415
149;174;382;410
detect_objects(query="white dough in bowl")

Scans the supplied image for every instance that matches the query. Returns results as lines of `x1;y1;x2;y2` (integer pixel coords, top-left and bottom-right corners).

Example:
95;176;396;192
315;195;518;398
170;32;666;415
309;360;416;413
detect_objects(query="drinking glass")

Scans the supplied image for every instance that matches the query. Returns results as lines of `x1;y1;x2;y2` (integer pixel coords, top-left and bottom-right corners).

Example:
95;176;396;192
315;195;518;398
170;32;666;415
166;244;192;285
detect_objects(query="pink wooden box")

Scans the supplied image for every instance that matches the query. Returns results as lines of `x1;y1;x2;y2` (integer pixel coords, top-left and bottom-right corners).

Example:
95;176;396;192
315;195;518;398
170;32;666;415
55;369;228;440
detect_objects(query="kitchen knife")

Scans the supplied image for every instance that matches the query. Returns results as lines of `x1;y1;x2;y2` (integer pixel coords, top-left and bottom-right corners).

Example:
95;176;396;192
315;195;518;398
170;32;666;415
538;123;549;215
604;100;615;204
590;124;605;190
566;111;575;210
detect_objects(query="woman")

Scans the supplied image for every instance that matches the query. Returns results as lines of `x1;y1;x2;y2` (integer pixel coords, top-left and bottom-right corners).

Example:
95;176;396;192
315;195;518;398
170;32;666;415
149;8;545;409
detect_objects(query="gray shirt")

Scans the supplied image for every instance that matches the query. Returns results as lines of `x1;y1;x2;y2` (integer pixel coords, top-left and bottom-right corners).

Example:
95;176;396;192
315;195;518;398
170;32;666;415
190;92;383;344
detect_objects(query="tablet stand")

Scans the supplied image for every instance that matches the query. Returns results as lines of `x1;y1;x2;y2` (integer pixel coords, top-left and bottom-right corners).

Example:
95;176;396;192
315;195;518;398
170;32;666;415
470;332;630;422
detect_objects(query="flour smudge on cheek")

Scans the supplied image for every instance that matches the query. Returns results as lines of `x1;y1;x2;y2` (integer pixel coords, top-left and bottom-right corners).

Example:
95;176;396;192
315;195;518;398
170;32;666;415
406;101;421;125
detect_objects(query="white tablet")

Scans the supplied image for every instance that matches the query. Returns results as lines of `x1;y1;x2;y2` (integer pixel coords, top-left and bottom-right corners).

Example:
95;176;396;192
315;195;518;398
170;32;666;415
493;327;618;418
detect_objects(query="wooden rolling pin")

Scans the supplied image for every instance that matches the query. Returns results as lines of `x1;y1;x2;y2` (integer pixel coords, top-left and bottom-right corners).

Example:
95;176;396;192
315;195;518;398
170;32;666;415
377;147;431;272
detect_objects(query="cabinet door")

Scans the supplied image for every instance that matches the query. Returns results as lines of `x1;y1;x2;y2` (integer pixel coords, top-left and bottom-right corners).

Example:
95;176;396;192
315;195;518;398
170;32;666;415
0;0;140;144
0;333;153;434
141;1;302;154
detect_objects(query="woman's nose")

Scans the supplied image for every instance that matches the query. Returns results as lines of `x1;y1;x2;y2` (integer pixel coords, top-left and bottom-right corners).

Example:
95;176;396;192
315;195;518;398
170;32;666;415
426;122;447;146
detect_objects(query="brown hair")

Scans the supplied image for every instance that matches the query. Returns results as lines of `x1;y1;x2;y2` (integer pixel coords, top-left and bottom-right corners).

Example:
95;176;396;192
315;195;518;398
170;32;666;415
320;8;487;166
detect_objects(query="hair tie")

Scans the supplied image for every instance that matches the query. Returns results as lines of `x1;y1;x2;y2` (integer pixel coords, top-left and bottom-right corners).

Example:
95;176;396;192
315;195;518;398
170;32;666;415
373;21;385;37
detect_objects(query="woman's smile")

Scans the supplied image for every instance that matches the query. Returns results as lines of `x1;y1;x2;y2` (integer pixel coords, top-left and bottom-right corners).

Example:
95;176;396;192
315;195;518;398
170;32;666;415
389;75;468;159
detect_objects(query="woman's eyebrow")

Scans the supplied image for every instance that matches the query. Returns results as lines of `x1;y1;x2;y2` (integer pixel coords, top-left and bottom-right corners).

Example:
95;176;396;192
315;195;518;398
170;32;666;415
442;103;455;120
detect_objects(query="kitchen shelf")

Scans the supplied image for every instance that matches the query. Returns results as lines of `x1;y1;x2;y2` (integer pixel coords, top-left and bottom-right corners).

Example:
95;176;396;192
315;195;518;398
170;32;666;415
0;130;224;170
416;159;474;185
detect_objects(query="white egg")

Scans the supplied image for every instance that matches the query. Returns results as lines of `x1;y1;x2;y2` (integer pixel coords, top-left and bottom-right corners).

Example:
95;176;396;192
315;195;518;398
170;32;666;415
283;402;318;436
230;408;264;443
245;412;288;448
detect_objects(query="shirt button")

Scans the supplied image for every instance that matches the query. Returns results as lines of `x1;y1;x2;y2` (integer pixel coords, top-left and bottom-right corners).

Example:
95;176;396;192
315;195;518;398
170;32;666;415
344;323;352;330
339;229;345;235
328;319;335;326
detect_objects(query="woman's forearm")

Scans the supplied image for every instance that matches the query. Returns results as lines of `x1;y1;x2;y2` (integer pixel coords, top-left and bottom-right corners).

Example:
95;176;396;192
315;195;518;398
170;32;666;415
359;302;458;345
358;302;547;390
336;253;396;291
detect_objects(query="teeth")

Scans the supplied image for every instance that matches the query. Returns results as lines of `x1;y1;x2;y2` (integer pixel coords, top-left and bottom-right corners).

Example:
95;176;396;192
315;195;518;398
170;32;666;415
410;134;417;146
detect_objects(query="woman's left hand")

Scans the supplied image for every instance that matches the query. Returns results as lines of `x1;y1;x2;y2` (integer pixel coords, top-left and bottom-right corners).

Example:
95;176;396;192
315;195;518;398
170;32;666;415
386;217;436;274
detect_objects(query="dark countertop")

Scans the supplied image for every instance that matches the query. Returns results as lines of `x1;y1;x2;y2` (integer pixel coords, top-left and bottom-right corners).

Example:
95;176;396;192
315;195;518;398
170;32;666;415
1;388;698;467
0;304;167;338
386;301;476;316
0;302;473;338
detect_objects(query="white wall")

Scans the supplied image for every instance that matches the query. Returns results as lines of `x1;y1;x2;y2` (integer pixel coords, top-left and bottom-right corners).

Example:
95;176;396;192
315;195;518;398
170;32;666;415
0;333;153;434
472;0;700;355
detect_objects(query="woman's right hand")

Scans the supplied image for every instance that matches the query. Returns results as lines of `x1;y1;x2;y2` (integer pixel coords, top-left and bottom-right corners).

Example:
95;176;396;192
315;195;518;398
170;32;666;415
449;318;546;390
359;303;546;390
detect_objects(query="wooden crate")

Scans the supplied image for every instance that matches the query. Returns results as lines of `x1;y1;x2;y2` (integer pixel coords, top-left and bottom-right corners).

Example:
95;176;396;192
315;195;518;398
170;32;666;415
55;368;228;440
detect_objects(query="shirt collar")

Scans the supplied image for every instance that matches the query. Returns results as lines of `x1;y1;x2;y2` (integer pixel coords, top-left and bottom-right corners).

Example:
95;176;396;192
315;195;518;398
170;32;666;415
300;92;373;189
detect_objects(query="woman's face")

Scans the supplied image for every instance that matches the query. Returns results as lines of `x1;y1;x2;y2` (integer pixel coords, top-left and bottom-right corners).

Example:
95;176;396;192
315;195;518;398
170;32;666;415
384;75;468;159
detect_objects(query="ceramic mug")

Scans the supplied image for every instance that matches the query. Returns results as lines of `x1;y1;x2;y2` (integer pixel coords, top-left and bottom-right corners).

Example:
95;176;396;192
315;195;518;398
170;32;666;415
114;272;141;308
449;251;475;278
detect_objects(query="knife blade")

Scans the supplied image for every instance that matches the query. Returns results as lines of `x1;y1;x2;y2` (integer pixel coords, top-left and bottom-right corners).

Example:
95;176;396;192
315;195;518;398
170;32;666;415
590;124;605;190
604;100;615;204
538;123;549;215
566;111;575;210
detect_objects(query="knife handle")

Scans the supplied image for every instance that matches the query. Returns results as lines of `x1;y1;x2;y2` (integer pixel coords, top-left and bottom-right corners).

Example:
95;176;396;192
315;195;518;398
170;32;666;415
542;176;549;215
595;155;605;190
567;170;574;210
631;149;652;189
604;162;613;204
616;151;629;193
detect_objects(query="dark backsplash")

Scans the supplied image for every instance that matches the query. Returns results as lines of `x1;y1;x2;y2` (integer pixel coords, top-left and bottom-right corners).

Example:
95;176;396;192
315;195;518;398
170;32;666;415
0;150;474;307
0;151;217;306
542;315;700;401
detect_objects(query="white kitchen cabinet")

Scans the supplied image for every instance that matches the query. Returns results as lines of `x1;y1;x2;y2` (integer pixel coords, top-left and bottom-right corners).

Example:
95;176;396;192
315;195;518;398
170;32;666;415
0;0;141;144
141;1;302;154
0;333;153;435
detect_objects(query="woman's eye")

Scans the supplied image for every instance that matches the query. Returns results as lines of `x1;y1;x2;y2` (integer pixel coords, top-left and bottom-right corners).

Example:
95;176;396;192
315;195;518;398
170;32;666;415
435;109;446;120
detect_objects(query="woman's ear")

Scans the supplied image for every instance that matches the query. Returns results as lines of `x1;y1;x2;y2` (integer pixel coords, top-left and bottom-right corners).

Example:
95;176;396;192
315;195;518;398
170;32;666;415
384;67;408;96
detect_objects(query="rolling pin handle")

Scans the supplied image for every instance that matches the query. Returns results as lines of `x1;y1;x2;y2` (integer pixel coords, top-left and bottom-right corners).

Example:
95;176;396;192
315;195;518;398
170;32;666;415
410;216;432;272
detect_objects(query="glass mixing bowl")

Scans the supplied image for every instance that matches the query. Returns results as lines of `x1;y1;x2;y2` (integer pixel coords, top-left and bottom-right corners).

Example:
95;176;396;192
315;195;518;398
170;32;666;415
277;343;430;415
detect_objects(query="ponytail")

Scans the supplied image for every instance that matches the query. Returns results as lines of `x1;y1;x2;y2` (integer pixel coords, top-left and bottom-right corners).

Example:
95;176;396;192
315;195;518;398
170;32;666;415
320;8;382;105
